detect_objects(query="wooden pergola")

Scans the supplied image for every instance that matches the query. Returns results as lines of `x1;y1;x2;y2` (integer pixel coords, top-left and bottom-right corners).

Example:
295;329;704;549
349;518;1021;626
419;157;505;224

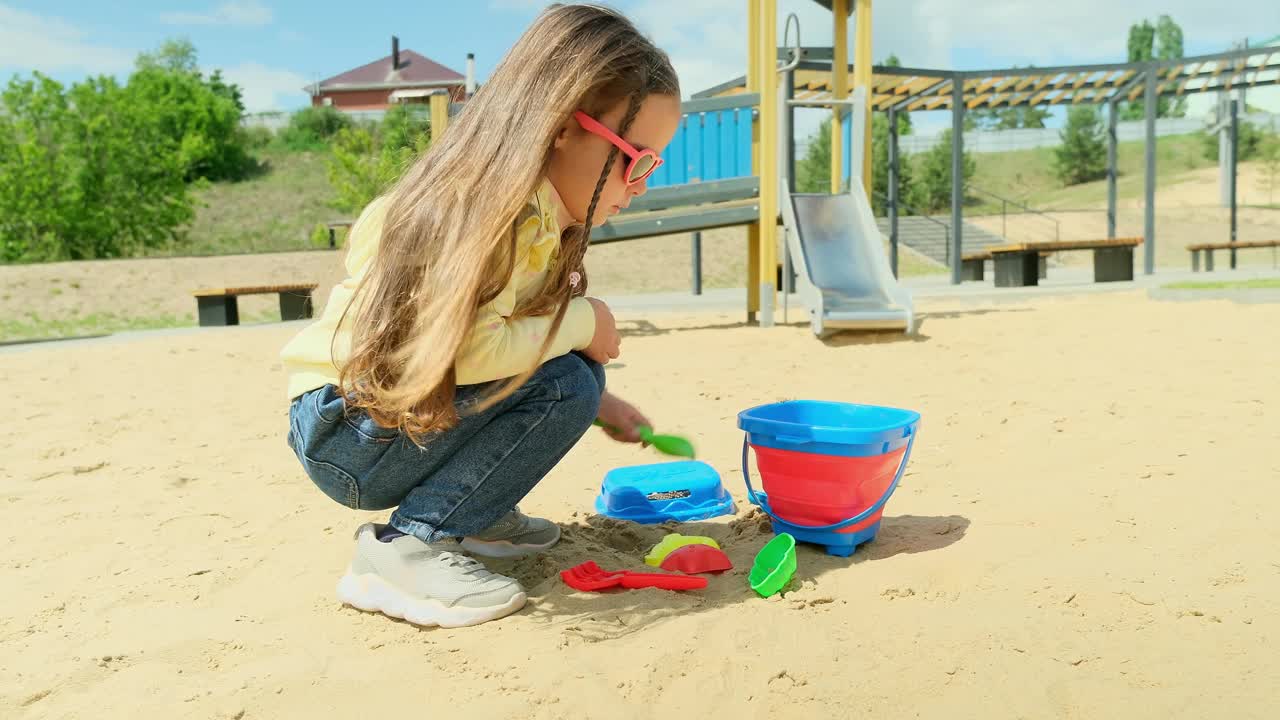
740;2;1280;286
713;49;1280;112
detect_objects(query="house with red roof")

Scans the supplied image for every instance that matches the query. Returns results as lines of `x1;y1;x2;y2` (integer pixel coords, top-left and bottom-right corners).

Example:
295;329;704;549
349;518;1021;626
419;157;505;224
307;36;474;112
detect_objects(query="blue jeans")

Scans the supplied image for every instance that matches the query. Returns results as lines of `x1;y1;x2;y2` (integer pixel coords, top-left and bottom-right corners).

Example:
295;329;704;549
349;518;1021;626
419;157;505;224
287;352;605;543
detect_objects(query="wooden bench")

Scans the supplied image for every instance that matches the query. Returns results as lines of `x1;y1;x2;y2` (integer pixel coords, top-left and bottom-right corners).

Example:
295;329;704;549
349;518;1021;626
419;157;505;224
1187;240;1280;271
989;238;1142;287
192;284;318;327
326;220;354;249
961;250;1047;282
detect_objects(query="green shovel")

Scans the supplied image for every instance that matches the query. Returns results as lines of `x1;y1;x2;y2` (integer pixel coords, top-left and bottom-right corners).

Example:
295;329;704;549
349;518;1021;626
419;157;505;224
593;420;696;459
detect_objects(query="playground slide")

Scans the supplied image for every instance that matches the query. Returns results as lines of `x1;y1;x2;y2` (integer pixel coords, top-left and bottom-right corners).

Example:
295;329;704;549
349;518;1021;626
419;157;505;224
782;177;915;336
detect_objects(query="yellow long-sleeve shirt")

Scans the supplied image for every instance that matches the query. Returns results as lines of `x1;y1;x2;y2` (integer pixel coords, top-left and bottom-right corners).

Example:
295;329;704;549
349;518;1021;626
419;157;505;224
280;180;597;400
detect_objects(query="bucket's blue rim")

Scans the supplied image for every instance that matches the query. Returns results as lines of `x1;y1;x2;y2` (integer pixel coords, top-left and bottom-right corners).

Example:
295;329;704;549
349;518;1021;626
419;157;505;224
744;431;911;458
741;433;915;533
737;400;921;447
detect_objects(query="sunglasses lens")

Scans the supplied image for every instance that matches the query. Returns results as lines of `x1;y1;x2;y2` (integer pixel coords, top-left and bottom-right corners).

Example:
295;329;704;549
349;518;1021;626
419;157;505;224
627;154;657;184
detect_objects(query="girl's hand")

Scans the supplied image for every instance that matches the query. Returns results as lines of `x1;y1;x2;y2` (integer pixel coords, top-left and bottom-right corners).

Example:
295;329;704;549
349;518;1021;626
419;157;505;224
596;392;651;444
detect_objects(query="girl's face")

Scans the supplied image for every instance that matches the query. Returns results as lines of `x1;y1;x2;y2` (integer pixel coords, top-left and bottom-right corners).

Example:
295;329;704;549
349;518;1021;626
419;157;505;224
547;93;682;228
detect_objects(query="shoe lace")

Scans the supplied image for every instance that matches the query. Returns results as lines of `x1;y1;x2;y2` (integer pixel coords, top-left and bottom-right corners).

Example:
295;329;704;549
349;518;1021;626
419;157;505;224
433;549;490;575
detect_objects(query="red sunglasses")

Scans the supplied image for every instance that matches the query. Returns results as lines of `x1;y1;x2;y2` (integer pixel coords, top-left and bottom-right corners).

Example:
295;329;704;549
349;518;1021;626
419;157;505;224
573;110;663;186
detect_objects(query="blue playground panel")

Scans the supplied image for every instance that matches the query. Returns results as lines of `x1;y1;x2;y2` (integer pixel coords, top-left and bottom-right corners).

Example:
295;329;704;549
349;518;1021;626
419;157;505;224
648;104;854;190
841;110;853;187
648;107;755;188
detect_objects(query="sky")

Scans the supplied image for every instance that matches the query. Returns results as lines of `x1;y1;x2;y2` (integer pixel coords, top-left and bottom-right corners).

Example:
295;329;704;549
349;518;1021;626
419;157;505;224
2;0;1277;135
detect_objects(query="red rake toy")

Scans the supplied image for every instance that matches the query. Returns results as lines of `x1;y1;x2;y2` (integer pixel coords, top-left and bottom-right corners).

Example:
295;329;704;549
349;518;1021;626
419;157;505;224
560;561;708;592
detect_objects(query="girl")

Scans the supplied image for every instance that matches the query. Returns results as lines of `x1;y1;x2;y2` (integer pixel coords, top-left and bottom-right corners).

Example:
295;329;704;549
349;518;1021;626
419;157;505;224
280;4;681;628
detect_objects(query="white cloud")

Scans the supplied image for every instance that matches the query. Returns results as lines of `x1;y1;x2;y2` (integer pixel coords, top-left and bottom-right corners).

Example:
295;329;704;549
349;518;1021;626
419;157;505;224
161;1;273;27
630;0;849;97
904;0;1273;66
0;4;307;113
626;0;1276;96
219;61;309;112
0;3;134;74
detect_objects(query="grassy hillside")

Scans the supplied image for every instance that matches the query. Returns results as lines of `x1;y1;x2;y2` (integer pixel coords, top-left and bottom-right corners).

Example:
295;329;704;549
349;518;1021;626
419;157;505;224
163;147;337;257
966;134;1213;213
173;133;1227;257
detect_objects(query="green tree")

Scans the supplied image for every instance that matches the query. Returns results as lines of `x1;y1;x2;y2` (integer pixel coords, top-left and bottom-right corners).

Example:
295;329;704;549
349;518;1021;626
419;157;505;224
1121;20;1156;121
796;117;833;193
0;74;75;261
1053;106;1108;186
1200;120;1266;162
1128;20;1156;63
970;105;1052;131
798;53;916;204
61;76;195;257
126;39;255;181
327;105;431;213
794;65;946;210
280;106;354;151
871;111;919;215
0;73;193;262
965;66;1050;131
1003;106;1050;129
1154;15;1184;61
1122;17;1185;120
135;37;200;73
872;54;918;212
796;116;897;197
1155;15;1187;117
378;104;430;153
916;129;975;213
879;54;913;135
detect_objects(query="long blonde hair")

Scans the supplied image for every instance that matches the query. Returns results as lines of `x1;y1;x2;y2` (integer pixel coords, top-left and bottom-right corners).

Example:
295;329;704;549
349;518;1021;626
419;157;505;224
337;3;679;442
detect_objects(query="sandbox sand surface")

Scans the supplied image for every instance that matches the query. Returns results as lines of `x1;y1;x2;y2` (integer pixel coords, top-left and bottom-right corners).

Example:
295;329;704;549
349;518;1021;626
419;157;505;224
3;290;1278;719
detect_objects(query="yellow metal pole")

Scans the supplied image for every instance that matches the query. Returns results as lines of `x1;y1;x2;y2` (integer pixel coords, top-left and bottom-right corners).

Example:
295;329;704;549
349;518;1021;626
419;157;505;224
746;0;761;320
831;0;848;193
855;0;873;193
747;0;759;101
757;0;779;323
429;93;449;141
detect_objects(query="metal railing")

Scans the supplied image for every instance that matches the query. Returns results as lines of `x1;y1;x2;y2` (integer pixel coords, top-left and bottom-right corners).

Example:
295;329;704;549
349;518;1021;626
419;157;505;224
965;184;1060;243
873;191;953;264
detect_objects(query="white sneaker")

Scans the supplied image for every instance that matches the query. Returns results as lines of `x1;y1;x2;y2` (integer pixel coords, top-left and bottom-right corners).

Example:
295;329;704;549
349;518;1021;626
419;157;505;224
336;523;527;628
460;507;561;558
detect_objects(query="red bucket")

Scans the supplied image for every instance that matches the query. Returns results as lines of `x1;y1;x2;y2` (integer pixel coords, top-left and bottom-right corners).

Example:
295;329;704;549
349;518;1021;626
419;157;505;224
738;400;920;556
752;444;906;535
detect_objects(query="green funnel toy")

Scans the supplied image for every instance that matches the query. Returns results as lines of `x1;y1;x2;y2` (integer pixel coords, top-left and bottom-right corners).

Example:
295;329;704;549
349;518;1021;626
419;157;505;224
749;533;797;598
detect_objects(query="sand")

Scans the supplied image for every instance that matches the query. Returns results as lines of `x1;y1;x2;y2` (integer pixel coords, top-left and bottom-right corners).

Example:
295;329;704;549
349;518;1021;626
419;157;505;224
3;289;1279;719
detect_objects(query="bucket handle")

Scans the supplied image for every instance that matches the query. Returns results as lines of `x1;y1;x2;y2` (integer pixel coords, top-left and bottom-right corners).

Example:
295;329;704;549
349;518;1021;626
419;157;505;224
741;432;915;533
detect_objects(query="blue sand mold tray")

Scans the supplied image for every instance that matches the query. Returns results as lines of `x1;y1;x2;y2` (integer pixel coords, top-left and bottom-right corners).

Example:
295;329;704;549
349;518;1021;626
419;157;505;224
595;460;735;524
